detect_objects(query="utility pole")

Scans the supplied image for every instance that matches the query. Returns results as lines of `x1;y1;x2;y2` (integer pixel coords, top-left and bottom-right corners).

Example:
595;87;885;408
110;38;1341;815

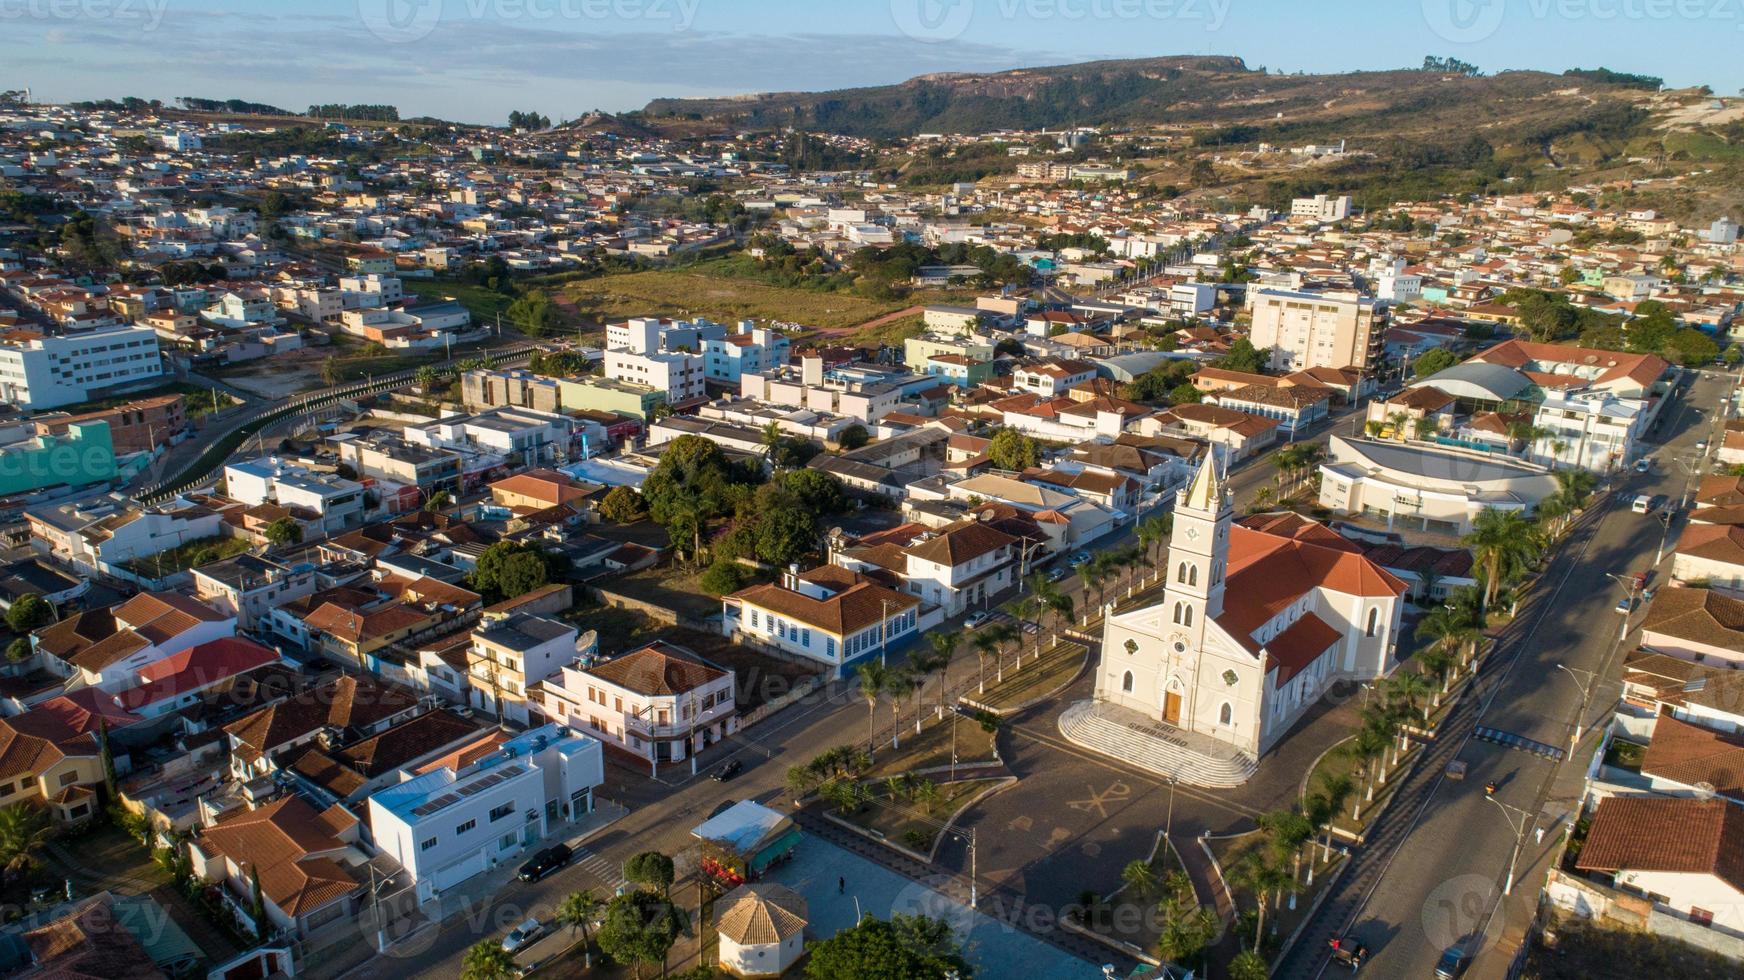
1483;788;1532;895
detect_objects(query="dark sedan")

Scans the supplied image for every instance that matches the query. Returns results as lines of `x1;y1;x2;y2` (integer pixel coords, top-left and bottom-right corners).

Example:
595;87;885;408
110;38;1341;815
517;843;573;883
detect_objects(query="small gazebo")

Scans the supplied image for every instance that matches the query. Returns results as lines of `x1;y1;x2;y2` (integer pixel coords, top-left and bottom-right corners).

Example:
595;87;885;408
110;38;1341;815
715;882;808;978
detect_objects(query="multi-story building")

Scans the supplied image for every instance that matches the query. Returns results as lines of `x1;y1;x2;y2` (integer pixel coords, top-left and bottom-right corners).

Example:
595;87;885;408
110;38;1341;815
1289;194;1353;221
31;393;186;453
537;641;737;773
468;613;580;726
368;723;604;905
32;591;236;692
704;322;790;384
462;368;563;415
1247;289;1386;374
723;567;921;677
835;520;1020;617
223;457;368;536
558;376;667;422
1013;359;1098;398
0;421;118;496
605;349;705;403
0;325;164;409
26;492;223;580
333;434;463;501
192;554;320;630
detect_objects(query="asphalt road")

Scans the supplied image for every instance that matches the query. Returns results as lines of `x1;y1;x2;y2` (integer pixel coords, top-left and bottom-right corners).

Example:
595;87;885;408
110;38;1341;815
324;390;1366;978
1274;369;1728;980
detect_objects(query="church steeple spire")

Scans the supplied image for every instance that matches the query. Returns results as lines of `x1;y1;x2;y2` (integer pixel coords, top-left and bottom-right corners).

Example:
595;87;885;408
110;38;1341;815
1180;453;1225;514
1167;454;1232;623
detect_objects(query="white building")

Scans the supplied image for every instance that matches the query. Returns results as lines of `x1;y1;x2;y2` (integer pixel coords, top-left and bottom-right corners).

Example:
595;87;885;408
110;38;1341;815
223;457;367;536
469;613;581;726
1528;390;1647;473
606;349;706;403
0;325;164;409
1089;459;1406;760
1247;289;1386;374
537;641;737;773
367;723;605;905
724;567;920;676
1290;194;1352;221
716;883;809;978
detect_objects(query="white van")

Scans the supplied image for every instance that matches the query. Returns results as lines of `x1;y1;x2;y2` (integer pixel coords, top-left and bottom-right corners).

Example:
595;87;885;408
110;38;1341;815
1632;495;1653;514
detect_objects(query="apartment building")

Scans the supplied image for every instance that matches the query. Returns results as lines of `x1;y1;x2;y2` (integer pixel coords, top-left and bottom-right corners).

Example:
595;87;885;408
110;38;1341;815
26;493;224;580
462;368;563;415
1290;194;1353;221
605;348;705;403
0;324;164;409
537;641;737;772
224;457;368;536
468;613;580;726
704;322;790;383
367;723;604;905
1247;289;1386;374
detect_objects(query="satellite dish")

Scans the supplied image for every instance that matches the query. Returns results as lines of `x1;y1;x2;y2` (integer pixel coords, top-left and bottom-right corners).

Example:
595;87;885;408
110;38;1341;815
1695;781;1717;801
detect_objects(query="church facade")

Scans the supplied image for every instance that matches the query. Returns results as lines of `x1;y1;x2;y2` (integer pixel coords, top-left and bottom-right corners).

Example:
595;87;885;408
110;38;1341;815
1095;457;1409;759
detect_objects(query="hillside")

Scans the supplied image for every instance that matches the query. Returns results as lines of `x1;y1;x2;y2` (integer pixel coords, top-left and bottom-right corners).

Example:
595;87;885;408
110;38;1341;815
637;55;1658;144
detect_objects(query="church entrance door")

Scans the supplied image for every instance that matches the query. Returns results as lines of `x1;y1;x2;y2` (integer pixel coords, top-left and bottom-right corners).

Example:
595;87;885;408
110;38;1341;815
1162;691;1182;725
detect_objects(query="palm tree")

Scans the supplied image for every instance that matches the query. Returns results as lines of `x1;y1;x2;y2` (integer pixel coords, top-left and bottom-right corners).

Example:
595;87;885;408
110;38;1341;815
1309;772;1355;867
1364;419;1385;439
1233;850;1290;950
1389;670;1436;725
971;631;999;694
1463;508;1540;613
1386;411;1409;441
1413;415;1438;441
0;804;52;886
858;661;888;749
760;420;784;468
1254;486;1275;510
1350;722;1391;819
461;940;519;980
1138;515;1170;573
1121;859;1157;899
1011;597;1043;661
884;667;916;749
557;890;605;969
988;623;1020;685
925;630;960;719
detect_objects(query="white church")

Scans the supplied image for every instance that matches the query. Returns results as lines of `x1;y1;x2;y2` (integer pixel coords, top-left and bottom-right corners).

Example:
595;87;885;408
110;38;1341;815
1064;457;1409;784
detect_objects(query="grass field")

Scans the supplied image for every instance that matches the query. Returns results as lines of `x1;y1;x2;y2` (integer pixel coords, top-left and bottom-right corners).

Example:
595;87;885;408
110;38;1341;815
402;278;517;325
841;777;1005;854
558;269;914;331
970;640;1089;713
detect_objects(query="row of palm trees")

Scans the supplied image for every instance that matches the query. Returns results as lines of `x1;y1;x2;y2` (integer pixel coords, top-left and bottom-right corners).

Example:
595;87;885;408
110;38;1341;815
1270;442;1325;498
1461;468;1594;614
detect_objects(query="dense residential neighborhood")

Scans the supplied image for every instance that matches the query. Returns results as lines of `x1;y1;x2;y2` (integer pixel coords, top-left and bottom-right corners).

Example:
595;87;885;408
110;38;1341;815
2;31;1744;980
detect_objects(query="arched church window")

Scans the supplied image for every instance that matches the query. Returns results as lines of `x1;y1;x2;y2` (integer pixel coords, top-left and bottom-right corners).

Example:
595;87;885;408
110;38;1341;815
1122;671;1134;693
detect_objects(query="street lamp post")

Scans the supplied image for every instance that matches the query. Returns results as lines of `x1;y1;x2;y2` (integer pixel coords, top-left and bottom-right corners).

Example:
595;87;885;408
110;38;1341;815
1555;662;1600;750
1654;508;1675;566
1483;788;1533;895
1604;571;1642;644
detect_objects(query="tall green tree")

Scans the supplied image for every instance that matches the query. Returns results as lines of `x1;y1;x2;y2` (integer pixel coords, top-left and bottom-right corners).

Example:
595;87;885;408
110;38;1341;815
5;594;54;634
624;851;675;899
557;890;606;969
0;804;52;886
986;429;1041;471
596;889;687;980
1462;508;1540;612
805;913;971;980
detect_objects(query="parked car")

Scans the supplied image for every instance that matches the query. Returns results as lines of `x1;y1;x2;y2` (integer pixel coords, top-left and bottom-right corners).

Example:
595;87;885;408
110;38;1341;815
712;759;743;782
1634;458;1652;473
1434;944;1470;979
1044;566;1069;583
1615;596;1638;615
964;611;993;630
516;844;573;883
1697;439;1710;452
1070;551;1093;566
502;917;550;954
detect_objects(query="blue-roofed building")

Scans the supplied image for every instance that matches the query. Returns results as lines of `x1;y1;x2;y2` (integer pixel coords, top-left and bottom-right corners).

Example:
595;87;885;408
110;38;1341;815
367;723;603;904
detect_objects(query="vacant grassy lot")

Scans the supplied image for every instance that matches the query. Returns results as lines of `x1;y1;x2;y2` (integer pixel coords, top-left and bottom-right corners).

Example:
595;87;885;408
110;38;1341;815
866;711;998;779
403;277;517;325
559;269;912;330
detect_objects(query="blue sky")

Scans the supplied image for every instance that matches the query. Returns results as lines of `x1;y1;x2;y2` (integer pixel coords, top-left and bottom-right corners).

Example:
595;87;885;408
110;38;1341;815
0;0;1734;124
